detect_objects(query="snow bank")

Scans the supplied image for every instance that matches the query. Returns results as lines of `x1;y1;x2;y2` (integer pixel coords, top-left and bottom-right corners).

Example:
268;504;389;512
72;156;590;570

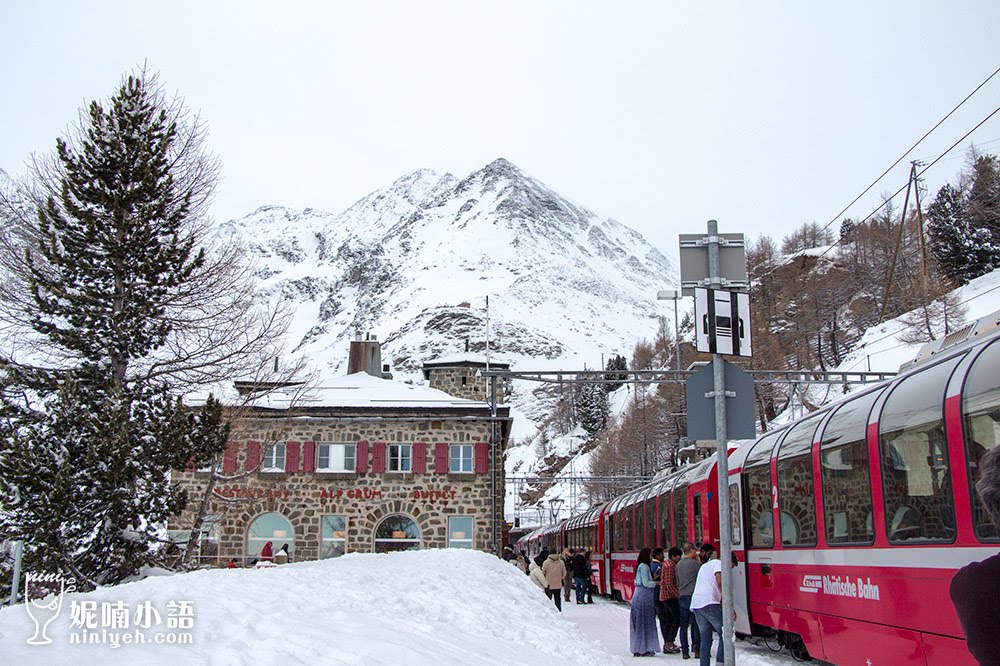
0;550;621;665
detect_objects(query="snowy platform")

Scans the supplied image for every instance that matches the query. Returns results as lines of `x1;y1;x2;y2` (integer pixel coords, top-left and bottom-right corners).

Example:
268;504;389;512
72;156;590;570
0;550;804;665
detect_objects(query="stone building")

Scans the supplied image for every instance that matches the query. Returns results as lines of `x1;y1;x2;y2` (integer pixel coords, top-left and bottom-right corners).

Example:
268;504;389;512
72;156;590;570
168;338;512;565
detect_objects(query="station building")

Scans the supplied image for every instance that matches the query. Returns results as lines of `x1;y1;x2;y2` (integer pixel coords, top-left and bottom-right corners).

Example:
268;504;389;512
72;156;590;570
169;336;512;564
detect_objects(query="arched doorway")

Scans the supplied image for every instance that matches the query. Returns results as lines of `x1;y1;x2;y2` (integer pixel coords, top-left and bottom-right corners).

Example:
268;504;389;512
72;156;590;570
247;512;295;561
374;514;421;553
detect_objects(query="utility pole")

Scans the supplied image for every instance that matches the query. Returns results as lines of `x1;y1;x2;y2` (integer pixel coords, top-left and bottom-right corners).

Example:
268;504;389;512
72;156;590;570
706;219;736;666
878;163;916;324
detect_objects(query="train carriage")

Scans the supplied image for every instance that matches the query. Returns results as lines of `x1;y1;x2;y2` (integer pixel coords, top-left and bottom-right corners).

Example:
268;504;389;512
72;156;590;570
564;503;608;594
521;309;1000;664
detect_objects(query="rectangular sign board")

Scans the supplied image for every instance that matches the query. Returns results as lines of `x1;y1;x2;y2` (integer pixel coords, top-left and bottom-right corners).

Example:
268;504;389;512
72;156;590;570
695;287;752;357
678;233;747;296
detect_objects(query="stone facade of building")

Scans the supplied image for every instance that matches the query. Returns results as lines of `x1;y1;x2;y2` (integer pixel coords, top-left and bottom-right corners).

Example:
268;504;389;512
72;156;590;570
422;359;511;404
169;352;512;565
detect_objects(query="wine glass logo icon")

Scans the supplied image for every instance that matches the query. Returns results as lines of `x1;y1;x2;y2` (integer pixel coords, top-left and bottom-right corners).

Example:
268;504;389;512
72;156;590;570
24;572;67;645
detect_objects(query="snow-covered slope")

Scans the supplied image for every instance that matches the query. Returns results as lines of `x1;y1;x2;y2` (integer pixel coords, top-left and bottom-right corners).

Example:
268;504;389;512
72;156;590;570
215;158;677;422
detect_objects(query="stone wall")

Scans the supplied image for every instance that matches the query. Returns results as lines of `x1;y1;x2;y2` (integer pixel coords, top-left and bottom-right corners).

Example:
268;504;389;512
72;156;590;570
425;367;509;404
170;416;506;563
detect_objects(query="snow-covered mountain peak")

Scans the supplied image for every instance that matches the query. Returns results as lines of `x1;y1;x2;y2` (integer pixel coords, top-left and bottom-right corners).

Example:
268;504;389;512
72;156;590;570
216;159;679;427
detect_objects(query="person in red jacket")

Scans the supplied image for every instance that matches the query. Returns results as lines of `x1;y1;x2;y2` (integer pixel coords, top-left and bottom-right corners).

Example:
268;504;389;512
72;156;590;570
951;445;1000;665
260;541;273;561
225;558;239;569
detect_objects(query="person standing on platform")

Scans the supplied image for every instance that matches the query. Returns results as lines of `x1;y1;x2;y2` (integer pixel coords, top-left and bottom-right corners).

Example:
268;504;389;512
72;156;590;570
650;549;668;648
584;550;596;604
676;542;703;660
529;558;548;591
951;444;1000;665
572;549;590;604
542;550;567;612
630;547;660;657
658;547;683;654
260;541;273;562
562;547;574;603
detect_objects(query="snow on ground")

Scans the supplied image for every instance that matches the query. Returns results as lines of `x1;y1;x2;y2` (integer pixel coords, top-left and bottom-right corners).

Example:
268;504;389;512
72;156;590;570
836;268;1000;375
0;550;804;665
536;578;806;666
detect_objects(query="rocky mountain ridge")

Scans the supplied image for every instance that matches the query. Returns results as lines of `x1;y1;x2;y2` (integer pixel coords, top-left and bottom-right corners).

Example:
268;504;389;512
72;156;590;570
216;158;679;430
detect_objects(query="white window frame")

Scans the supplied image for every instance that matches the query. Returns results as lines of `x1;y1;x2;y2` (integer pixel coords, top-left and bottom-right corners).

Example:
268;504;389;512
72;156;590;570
320;515;349;558
388;444;412;472
449;444;474;473
261;442;286;472
317;443;356;473
448;515;474;549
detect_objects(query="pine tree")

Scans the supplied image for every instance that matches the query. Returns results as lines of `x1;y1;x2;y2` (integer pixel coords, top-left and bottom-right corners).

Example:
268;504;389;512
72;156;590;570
603;354;628;392
927;182;999;283
0;72;235;588
576;377;609;435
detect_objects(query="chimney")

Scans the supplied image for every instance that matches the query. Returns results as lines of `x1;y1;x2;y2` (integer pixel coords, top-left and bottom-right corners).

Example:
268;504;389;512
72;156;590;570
347;332;384;378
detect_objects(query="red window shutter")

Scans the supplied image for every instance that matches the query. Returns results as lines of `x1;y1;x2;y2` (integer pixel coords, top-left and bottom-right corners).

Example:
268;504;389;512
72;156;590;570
222;441;238;473
372;442;387;473
474;442;489;474
184;456;197;472
435;442;448;474
245;441;261;471
356;441;369;474
302;441;316;473
285;441;300;472
412;442;427;473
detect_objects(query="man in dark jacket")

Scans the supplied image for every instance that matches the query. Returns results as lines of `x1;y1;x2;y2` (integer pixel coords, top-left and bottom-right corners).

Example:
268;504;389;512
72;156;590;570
951;445;1000;665
571;549;590;604
534;547;549;568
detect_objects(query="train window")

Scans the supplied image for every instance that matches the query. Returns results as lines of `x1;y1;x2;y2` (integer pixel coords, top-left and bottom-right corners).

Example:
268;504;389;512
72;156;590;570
729;483;742;545
880;355;964;544
616;510;624;551
963;340;1000;541
660;488;673;547
674;487;688;545
745;430;782;548
746;430;784;467
777;415;821;547
820;390;881;545
645;496;657;548
746;465;773;548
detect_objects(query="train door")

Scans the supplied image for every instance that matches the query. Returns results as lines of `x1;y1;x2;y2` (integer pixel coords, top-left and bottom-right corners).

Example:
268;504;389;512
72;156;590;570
693;494;703;545
603;513;613;595
728;478;751;635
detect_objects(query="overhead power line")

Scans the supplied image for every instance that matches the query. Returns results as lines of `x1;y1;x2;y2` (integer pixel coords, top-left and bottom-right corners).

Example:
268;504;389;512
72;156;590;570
811;65;1000;241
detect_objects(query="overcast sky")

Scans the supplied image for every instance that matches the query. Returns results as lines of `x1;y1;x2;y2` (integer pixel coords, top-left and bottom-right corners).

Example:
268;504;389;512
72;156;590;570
3;1;999;258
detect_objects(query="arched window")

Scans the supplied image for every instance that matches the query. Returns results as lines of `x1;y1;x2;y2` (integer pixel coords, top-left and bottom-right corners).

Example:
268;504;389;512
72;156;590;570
248;513;294;561
374;514;421;553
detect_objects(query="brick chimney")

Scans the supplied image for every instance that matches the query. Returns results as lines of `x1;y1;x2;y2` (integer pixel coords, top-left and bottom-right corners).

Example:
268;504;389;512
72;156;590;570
347;332;385;378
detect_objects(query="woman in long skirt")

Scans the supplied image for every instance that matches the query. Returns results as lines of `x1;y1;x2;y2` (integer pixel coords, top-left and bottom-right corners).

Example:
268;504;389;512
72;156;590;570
630;547;660;657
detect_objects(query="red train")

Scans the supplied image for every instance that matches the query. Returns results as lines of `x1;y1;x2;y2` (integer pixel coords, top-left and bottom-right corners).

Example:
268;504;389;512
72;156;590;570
519;309;1000;664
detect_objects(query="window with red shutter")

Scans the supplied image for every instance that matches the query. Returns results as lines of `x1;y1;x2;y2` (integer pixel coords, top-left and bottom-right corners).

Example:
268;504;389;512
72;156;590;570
285;442;301;472
371;442;387;473
474;442;489;474
222;441;238;473
412;442;427;473
245;441;261;471
435;442;448;474
356;441;369;474
302;441;316;473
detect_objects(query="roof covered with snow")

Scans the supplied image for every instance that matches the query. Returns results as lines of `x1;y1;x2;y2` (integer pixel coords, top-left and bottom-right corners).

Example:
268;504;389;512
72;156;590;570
243;371;493;411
